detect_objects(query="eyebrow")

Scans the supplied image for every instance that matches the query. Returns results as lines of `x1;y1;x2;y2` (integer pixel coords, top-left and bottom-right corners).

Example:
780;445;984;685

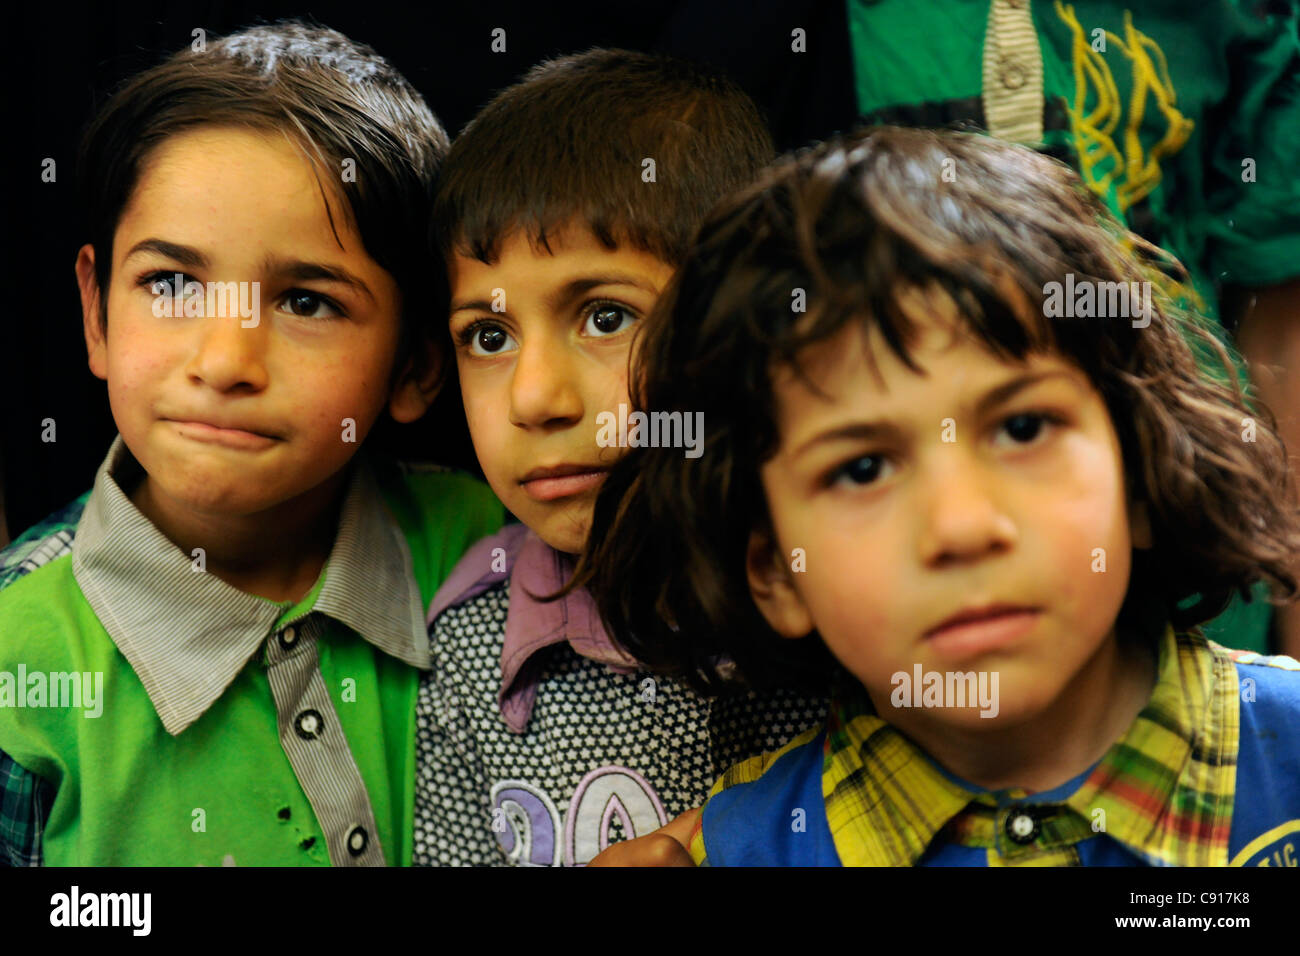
449;273;662;316
122;238;208;270
121;240;375;304
791;370;1080;457
259;256;376;305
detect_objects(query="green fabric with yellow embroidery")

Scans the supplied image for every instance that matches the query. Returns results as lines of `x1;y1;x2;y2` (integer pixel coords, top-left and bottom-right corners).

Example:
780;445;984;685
846;0;1300;653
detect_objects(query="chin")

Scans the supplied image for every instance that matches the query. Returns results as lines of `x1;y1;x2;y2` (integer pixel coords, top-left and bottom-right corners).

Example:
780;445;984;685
171;485;278;518
535;515;591;556
961;680;1058;729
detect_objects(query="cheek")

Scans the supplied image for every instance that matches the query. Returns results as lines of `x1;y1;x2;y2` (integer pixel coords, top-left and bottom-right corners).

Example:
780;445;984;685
459;375;515;478
1036;435;1133;608
104;323;172;404
576;344;632;421
769;486;903;660
289;335;397;433
809;532;903;657
600;346;632;403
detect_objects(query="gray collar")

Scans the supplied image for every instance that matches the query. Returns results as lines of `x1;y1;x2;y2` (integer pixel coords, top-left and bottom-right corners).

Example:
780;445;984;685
72;436;429;735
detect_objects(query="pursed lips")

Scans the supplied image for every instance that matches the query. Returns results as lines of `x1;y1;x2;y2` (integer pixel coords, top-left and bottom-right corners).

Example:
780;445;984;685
518;462;610;502
163;417;281;450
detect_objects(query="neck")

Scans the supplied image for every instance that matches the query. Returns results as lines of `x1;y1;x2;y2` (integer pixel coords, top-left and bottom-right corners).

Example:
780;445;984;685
876;631;1158;794
128;466;351;604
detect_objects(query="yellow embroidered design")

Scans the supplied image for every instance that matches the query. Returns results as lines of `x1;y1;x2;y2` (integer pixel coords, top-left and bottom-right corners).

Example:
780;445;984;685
1054;3;1194;213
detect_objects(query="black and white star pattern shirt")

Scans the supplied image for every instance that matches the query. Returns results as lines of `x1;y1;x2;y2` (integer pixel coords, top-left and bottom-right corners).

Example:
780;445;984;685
413;579;827;866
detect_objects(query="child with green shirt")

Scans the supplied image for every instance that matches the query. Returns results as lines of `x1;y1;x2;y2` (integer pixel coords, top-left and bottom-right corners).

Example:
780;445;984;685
0;21;502;866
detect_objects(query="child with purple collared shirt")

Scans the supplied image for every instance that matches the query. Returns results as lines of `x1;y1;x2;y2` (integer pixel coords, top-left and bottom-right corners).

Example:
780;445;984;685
411;49;827;866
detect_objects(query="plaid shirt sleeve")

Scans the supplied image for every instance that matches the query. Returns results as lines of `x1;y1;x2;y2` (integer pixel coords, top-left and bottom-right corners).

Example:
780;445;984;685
0;751;51;867
0;491;88;591
0;492;89;867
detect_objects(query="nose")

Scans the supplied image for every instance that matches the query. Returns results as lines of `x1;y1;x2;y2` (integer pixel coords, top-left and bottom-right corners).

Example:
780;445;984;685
915;451;1018;568
508;335;584;430
184;299;269;393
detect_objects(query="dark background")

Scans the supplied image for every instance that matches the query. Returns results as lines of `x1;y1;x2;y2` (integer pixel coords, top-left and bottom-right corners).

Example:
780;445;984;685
3;0;858;543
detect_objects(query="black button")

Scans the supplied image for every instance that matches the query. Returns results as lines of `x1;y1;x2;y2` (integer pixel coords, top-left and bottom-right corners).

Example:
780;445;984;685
294;709;324;740
279;626;299;650
1005;809;1039;845
346;825;368;856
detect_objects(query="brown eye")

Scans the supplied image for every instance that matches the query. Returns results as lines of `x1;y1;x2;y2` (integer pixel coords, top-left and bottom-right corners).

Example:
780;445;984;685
830;455;889;488
459;321;517;357
993;411;1066;450
477;327;508;352
1004;414;1043;443
584;303;637;337
282;289;342;320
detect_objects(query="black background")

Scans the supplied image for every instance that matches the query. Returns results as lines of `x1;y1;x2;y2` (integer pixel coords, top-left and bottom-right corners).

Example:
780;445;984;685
5;0;858;540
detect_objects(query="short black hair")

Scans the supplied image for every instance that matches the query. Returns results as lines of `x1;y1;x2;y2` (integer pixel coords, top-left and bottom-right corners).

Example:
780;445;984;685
434;47;774;267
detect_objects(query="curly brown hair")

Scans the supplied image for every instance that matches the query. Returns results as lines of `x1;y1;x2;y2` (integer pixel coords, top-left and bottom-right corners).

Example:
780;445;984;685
570;126;1300;695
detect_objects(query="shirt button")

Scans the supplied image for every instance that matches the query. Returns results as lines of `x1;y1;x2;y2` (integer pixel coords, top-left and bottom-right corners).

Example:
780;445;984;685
1005;809;1039;845
1000;61;1027;90
279;626;298;650
294;709;323;740
346;825;369;857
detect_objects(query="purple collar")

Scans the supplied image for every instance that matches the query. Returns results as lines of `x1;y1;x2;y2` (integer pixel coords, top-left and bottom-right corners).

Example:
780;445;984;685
427;524;638;732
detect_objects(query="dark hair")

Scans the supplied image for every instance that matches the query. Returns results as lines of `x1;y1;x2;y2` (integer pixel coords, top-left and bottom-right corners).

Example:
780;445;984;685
573;126;1300;695
433;47;774;267
78;21;448;379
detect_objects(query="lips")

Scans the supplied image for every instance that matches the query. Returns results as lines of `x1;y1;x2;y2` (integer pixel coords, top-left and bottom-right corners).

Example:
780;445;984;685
925;603;1037;638
519;463;610;502
163;417;280;451
922;603;1041;660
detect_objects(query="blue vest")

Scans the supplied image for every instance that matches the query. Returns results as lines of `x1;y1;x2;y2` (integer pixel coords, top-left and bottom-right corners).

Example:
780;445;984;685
699;656;1300;866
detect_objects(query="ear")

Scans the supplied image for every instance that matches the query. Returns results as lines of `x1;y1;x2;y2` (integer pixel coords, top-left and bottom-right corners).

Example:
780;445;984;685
388;335;448;424
1128;497;1153;550
76;244;108;381
746;526;815;640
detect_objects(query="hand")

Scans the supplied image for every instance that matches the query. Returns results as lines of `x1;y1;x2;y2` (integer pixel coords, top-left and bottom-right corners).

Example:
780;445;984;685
586;807;701;867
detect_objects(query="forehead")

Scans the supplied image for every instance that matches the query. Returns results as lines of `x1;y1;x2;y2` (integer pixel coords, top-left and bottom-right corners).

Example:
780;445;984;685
771;288;1090;434
447;220;675;299
116;126;369;267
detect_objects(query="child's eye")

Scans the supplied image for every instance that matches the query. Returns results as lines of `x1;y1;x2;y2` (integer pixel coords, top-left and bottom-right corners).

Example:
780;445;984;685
994;411;1060;447
281;289;343;320
140;270;198;299
829;454;892;488
457;320;518;357
582;302;639;338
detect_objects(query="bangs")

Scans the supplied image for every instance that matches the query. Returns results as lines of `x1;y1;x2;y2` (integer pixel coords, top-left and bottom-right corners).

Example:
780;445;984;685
433;49;775;270
447;186;683;267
